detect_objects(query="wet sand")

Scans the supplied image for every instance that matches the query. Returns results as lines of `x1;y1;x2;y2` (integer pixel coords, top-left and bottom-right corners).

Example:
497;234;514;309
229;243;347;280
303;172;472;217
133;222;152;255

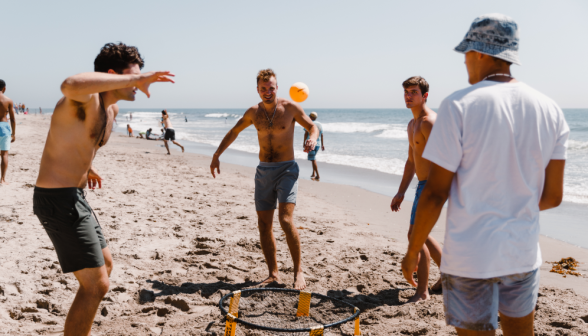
1;115;587;335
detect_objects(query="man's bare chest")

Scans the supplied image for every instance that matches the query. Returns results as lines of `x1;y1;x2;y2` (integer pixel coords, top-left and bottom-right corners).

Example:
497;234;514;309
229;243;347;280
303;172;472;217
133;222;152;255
253;110;294;134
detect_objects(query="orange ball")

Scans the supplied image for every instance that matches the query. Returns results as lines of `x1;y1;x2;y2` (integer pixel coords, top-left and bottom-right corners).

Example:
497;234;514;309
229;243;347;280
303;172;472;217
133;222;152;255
289;82;309;103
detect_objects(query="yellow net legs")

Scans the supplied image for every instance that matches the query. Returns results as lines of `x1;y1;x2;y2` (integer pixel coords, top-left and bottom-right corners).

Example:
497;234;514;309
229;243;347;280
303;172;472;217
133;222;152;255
224;291;241;336
309;325;324;336
296;291;312;317
354;307;361;335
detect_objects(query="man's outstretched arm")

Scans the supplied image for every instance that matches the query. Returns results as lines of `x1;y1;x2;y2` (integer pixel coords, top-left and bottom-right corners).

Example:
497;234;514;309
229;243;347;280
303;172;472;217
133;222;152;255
61;71;175;103
401;163;454;287
210;110;254;178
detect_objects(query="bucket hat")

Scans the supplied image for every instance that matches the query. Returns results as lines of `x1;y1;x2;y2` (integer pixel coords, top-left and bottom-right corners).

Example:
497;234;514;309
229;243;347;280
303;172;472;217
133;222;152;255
455;13;521;65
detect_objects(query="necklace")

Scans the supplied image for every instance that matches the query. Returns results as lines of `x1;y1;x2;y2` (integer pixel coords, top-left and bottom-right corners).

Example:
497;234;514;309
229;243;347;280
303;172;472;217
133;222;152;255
261;99;278;128
483;73;513;81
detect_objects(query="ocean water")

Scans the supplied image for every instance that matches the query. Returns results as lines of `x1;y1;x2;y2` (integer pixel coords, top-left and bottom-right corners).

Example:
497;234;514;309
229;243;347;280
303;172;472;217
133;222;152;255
117;108;588;205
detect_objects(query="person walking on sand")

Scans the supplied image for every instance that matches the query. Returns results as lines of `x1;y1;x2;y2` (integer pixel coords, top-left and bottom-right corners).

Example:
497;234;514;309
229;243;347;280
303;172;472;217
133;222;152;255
391;76;443;303
401;14;568;335
210;69;319;290
33;42;174;336
161;110;184;154
0;79;16;185
303;111;324;181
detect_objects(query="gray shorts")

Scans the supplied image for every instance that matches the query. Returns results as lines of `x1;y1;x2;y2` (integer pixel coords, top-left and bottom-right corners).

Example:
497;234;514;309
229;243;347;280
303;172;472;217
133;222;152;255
442;268;540;331
254;161;299;211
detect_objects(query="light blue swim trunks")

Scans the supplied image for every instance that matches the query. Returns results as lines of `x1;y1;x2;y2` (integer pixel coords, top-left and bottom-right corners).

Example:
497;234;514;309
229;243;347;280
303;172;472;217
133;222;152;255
442;268;540;331
0;122;12;151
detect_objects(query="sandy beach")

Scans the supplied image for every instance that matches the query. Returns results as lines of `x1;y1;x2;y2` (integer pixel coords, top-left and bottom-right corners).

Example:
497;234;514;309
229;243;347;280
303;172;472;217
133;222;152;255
1;115;587;335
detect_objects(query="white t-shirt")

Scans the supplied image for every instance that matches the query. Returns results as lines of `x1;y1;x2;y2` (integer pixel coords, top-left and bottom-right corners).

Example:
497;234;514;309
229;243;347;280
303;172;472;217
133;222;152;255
423;81;569;279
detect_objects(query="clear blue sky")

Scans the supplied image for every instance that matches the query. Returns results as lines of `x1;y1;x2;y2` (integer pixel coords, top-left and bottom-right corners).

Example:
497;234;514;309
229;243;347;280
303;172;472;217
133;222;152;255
3;0;587;109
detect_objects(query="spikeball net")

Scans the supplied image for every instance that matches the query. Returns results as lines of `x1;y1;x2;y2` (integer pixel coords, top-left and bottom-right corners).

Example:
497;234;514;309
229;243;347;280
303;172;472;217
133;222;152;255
219;288;361;335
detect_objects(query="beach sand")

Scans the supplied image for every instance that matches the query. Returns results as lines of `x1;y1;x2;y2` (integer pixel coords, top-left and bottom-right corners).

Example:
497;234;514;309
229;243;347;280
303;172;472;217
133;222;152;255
1;115;587;335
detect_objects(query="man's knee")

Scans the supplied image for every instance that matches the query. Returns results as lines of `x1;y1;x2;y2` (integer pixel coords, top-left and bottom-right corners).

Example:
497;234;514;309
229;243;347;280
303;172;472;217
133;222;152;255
81;277;110;298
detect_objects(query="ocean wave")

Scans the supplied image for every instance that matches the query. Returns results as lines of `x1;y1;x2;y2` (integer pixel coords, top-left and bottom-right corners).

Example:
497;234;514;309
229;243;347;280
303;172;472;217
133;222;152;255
205;113;241;119
321;122;390;133
375;129;407;139
568;140;588;151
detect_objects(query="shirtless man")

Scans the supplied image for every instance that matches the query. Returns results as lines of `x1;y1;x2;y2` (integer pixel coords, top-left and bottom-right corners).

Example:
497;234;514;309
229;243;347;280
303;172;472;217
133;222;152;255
391;76;443;303
210;69;319;290
161;110;184;154
0;79;16;185
33;42;174;336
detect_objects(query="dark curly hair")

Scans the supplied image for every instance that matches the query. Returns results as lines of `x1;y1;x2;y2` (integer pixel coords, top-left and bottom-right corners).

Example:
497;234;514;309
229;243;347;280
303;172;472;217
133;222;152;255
94;42;145;73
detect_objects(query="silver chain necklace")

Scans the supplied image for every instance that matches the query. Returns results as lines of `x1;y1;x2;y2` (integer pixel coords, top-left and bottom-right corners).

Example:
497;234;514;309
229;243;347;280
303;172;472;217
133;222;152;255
483;73;513;81
261;99;278;128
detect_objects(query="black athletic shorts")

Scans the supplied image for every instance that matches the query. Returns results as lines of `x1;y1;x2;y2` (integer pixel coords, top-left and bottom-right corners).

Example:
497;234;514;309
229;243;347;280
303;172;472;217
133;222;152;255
164;128;175;141
33;187;108;273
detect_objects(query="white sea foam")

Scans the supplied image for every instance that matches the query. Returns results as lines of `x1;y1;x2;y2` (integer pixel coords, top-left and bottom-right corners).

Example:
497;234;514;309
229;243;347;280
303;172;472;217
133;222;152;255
321;122;390;133
205;113;241;119
375;128;407;139
568;140;588;151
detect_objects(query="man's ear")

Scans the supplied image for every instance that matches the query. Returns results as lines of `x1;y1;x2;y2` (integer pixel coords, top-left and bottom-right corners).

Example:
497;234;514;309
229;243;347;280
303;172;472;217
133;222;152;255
107;69;117;75
423;92;429;100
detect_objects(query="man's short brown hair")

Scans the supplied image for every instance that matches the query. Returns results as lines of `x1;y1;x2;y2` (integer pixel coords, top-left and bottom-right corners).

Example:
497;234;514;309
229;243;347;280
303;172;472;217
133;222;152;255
94;42;145;74
402;76;429;96
257;69;277;84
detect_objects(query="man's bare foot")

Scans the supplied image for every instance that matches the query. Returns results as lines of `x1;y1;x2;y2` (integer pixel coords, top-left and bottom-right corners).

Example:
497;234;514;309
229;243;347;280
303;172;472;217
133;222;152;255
166;153;171;155
294;272;306;290
431;278;443;291
258;276;286;288
406;290;430;303
0;180;9;185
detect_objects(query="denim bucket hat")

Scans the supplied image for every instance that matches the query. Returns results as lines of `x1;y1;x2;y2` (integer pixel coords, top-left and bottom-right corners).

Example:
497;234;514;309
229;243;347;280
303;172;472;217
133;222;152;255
455;13;521;65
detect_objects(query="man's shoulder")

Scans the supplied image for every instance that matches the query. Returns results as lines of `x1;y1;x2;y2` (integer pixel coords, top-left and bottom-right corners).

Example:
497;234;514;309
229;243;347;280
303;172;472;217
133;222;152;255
280;99;302;112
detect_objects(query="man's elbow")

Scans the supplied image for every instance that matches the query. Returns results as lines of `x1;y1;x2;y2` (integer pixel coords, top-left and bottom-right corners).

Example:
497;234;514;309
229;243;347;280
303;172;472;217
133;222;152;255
60;78;75;96
424;188;449;208
544;193;564;209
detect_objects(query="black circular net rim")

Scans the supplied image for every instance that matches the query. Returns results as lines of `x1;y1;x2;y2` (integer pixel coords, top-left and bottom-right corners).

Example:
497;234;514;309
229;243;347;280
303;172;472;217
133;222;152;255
219;288;361;333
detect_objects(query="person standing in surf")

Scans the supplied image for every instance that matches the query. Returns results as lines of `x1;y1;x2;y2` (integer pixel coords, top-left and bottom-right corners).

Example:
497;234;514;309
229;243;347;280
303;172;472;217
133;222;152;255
33;42;174;335
210;69;319;290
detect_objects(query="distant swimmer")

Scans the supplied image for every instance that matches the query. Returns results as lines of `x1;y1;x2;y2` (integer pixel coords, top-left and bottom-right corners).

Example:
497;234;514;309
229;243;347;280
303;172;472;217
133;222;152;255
33;42;174;335
0;79;16;185
185;116;188;122
303;112;324;181
210;69;319;290
161;110;184;154
127;124;133;137
130;112;132;121
391;76;443;302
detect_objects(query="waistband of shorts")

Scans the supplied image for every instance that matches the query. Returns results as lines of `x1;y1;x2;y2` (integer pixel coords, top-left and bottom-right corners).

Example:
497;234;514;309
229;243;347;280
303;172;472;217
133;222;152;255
34;186;84;195
258;160;296;168
417;180;427;186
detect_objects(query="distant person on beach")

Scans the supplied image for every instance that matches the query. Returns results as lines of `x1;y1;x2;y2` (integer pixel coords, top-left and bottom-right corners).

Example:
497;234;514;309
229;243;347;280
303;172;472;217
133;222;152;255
391;76;443;303
401;14;569;335
303;111;324;181
33;42;174;335
130;112;132;121
210;69;319;290
0;79;16;185
161;110;184;154
185;115;188;122
127;124;133;137
40;107;42;115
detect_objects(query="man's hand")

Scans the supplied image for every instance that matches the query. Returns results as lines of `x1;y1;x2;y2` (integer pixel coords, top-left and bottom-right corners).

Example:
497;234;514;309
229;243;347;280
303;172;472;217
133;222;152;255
303;139;316;153
401;252;419;287
136;71;175;98
391;193;404;212
210;155;221;178
11;135;15;143
321;145;325;151
87;168;102;190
